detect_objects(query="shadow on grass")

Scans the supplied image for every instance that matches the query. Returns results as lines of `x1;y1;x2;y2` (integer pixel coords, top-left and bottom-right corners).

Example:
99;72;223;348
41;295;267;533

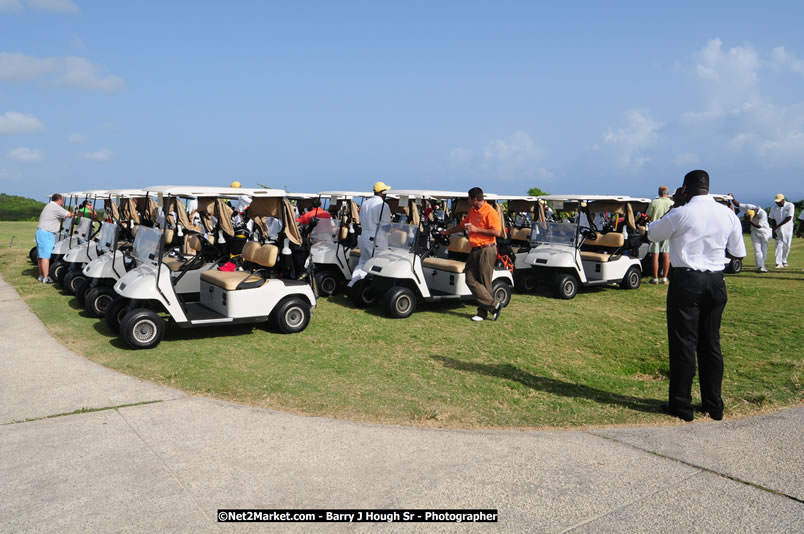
430;355;662;414
323;291;388;317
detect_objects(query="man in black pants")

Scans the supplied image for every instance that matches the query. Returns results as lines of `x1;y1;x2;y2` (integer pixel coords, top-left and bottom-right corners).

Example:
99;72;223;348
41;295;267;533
646;170;745;421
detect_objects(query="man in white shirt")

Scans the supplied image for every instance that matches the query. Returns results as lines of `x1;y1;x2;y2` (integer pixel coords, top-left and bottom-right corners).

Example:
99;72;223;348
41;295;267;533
36;194;74;283
348;182;391;287
732;198;772;272
769;194;794;268
646;170;745;422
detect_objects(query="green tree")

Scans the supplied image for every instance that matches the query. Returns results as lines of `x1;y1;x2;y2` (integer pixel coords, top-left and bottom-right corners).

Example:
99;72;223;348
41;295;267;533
527;187;549;196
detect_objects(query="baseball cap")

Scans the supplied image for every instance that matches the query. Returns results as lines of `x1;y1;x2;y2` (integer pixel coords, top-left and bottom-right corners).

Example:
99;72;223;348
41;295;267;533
745;209;755;219
774;193;785;202
373;181;391;193
231;181;241;188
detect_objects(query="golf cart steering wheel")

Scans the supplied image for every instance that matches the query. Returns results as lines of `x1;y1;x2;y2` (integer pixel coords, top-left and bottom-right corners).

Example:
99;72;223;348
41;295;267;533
580;227;597;241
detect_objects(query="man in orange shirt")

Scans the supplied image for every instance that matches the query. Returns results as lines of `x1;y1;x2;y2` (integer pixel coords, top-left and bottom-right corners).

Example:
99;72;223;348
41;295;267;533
441;187;503;321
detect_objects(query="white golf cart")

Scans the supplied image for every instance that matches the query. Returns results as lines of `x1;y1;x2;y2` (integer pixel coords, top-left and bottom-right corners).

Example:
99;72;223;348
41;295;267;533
712;194;743;274
112;188;316;349
519;195;648;299
306;191;370;296
351;190;513;319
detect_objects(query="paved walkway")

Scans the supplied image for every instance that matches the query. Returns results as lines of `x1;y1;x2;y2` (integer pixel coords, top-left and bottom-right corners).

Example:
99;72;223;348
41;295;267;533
1;275;801;533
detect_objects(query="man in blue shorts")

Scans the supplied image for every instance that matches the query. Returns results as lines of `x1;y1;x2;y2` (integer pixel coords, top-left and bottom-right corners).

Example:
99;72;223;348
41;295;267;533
36;194;73;283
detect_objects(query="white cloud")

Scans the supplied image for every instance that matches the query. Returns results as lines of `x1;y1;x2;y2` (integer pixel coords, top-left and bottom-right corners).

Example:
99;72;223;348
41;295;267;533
769;46;804;76
448;147;472;166
0;111;44;134
25;0;78;13
480;131;553;181
0;0;23;13
7;147;43;161
68;133;86;144
673;152;699;167
483;131;540;163
83;149;111;161
0;52;125;91
600;110;663;171
70;35;85;50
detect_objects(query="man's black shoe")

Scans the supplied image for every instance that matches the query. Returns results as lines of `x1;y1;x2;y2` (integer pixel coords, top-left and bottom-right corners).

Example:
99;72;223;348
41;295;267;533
660;403;693;422
490;301;502;321
696;404;723;421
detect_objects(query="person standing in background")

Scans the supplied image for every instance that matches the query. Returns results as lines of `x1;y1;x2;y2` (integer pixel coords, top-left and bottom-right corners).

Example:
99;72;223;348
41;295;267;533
35;194;74;283
645;185;674;284
732;197;771;272
770;194;794;268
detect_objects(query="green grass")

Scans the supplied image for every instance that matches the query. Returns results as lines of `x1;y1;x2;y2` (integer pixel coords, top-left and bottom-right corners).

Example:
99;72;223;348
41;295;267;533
2;221;802;429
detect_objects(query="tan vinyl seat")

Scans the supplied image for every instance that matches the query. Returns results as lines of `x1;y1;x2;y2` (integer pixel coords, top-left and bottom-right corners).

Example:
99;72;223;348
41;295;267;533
350;248;360;257
421;257;466;273
448;235;471;254
580;232;625;263
200;242;278;290
510;228;531;242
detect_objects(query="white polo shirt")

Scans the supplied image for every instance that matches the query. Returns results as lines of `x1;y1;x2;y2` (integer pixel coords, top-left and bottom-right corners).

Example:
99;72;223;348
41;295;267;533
741;203;772;240
37;201;70;233
647;195;745;271
770;201;795;235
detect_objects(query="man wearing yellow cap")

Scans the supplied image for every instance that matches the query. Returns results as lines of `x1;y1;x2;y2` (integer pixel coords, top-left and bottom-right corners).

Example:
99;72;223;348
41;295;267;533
733;197;771;272
770;193;794;268
349;181;391;287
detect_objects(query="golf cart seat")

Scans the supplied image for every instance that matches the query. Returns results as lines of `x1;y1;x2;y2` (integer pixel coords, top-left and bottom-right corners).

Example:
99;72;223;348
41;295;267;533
421;257;466;273
580;232;624;263
200;242;278;290
510;228;531;242
162;234;204;272
448;236;471;253
350;248;360;257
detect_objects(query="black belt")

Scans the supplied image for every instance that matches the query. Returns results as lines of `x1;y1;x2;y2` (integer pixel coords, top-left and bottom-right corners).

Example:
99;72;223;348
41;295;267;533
670;267;717;273
471;243;497;251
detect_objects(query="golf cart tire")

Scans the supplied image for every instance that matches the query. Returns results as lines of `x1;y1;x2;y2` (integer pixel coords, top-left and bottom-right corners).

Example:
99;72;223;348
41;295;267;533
349;278;377;308
384;286;417;319
29;246;38;264
121;308;165;350
492;279;512;307
554;273;578;300
726;258;742;274
49;261;67;286
315;270;340;297
620;266;641;290
86;286;117;318
63;271;88;296
513;270;537;293
274;297;312;334
75;281;90;306
105;298;132;333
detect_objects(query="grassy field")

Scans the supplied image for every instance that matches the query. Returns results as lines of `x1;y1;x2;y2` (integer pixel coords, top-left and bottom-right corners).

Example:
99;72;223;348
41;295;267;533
2;221;801;429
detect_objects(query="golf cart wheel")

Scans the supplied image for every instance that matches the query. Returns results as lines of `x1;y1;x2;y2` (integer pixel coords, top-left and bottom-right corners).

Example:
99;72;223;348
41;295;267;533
349;278;377;308
121;308;164;350
492;279;512;307
315;270;340;297
105;298;132;333
726;258;742;274
384;286;417;319
620;266;641;290
49;261;67;286
513;270;537;293
274;297;311;334
64;271;88;296
554;273;578;300
86;286;117;318
75;281;90;306
29;246;38;264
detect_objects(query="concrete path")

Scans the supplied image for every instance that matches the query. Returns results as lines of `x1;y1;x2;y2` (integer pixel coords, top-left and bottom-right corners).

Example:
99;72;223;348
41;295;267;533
1;275;802;533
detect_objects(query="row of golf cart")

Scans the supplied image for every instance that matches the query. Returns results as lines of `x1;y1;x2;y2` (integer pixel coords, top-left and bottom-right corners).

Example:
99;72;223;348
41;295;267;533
36;187;713;349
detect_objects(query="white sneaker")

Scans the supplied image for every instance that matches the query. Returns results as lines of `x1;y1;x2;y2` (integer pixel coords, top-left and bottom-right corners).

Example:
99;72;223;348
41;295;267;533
776;264;784;269
661;278;669;284
43;276;54;284
37;275;44;282
649;278;659;284
471;315;485;322
758;268;768;273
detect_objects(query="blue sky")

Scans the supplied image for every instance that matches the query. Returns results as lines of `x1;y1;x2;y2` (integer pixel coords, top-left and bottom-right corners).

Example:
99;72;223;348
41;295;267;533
1;1;803;205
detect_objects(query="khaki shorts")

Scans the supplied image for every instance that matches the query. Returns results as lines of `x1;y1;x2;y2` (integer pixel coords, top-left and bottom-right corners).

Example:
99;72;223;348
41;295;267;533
649;240;669;253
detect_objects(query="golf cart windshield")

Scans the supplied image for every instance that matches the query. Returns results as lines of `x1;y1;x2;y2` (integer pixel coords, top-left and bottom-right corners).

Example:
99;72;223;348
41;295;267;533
97;222;118;253
132;227;162;264
531;219;578;247
377;223;417;251
309;217;339;244
76;217;92;242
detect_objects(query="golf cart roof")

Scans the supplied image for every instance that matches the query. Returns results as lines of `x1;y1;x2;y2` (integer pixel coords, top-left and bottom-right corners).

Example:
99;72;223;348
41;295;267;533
106;188;150;197
142;185;273;197
537;194;651;203
484;194;540;201
389;189;471;200
710;193;734;201
286;192;318;199
318;191;376;199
